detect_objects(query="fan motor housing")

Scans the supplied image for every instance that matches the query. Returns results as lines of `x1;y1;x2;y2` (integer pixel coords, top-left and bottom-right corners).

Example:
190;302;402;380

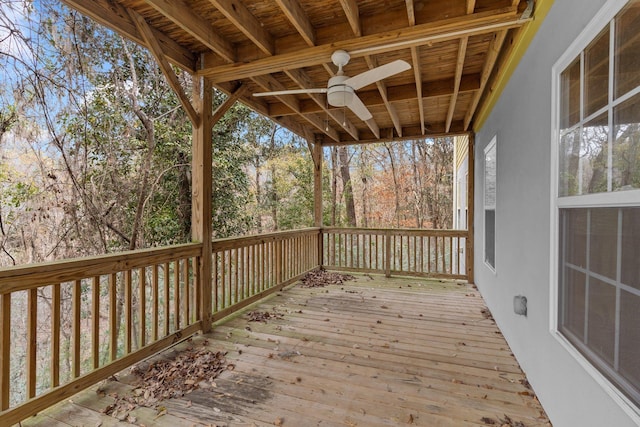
327;75;354;107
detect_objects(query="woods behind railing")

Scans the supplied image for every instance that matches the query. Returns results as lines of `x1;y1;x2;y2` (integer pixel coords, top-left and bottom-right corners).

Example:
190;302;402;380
0;227;467;424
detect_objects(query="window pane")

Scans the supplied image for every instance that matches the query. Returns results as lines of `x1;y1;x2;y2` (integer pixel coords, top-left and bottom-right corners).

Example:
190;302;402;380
621;207;640;290
559;129;580;196
582;113;609;194
585;27;609;117
561;57;581;129
619;290;640;399
484;144;496;207
485;209;495;269
562;208;587;268
561;267;586;341
612;93;640;191
589;208;618;280
614;0;640;99
587;278;616;365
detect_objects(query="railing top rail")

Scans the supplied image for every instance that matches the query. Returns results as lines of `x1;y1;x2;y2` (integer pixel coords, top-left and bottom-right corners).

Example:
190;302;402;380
321;227;468;237
212;227;321;251
0;243;203;294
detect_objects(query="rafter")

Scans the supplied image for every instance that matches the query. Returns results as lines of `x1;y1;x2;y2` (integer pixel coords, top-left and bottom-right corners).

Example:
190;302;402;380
128;9;199;125
61;0;196;72
199;8;525;82
143;0;235;63
273;0;316;46
446;37;468;132
410;47;425;134
208;0;274;56
464;30;508;130
405;0;415;26
467;0;477;14
339;0;361;36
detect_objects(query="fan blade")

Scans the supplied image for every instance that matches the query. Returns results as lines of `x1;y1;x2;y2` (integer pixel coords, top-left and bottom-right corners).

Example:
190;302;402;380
347;94;373;121
253;88;327;97
344;60;411;90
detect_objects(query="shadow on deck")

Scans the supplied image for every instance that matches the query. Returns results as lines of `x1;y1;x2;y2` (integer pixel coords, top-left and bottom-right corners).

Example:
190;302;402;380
24;273;551;427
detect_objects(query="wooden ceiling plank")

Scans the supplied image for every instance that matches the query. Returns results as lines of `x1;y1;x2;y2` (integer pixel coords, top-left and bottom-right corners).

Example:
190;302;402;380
143;0;235;63
464;30;508;130
212;83;248;126
200;8;525;82
446;36;468;133
285;69;360;140
251;75;339;141
208;0;275;56
410;47;425;135
338;0;361;37
273;0;316;46
405;0;416;26
129;9;199;126
467;0;477;15
61;0;196;72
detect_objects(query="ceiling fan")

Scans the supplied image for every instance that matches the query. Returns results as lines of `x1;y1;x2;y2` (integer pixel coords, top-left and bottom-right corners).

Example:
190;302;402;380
253;50;411;121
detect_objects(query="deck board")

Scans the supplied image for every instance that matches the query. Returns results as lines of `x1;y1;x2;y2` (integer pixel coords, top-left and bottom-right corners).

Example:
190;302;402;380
22;273;551;427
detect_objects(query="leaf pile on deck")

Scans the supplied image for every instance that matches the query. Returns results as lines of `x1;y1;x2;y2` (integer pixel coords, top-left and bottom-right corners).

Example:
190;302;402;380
480;414;526;426
103;346;229;420
299;268;356;288
247;310;284;322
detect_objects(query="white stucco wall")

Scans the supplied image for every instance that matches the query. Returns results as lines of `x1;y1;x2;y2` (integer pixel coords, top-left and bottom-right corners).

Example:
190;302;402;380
474;1;639;426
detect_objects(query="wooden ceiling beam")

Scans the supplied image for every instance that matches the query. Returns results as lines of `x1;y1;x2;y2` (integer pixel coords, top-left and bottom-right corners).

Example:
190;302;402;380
446;37;468;132
410;47;425;134
61;0;196;72
339;0;361;37
268;74;481;117
273;0;316;46
208;0;274;56
405;0;416;26
128;9;199;126
464;29;508;130
199;8;524;82
143;0;235;63
321;121;467;146
467;0;477;14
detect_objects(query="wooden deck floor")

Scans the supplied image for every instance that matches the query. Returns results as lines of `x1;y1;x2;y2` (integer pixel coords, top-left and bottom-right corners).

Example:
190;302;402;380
23;273;551;427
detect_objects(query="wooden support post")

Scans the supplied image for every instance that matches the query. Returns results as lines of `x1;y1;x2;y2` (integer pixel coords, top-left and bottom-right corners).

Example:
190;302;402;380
192;74;213;332
466;132;475;283
312;141;323;268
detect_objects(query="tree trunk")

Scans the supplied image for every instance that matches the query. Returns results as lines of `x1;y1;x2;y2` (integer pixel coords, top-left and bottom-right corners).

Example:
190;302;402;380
338;146;356;227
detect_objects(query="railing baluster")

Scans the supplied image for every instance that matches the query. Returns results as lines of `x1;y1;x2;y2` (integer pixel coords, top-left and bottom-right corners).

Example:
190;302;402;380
163;262;170;336
152;265;159;342
213;252;218;312
109;273;117;362
1;292;11;410
139;267;146;348
27;288;37;399
173;260;180;331
51;284;60;387
92;276;100;369
73;279;81;378
194;256;200;324
125;271;132;354
182;259;189;326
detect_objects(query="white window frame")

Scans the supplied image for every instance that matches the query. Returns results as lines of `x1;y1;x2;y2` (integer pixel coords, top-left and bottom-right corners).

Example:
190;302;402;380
484;136;497;272
549;0;640;421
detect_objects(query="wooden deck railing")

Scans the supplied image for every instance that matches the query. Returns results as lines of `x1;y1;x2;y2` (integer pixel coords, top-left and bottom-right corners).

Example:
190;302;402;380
0;226;468;423
211;228;321;321
0;243;203;424
323;227;467;279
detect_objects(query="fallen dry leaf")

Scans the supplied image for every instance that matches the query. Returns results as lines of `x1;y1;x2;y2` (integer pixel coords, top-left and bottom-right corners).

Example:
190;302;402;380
299;268;355;288
274;417;284;426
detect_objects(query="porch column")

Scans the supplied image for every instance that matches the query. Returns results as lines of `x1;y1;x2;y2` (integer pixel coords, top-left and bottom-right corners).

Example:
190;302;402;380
192;76;213;332
466;132;475;283
312;141;323;267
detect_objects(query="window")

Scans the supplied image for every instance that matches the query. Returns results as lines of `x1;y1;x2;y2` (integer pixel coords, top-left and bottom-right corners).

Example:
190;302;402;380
484;137;496;270
554;0;640;410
